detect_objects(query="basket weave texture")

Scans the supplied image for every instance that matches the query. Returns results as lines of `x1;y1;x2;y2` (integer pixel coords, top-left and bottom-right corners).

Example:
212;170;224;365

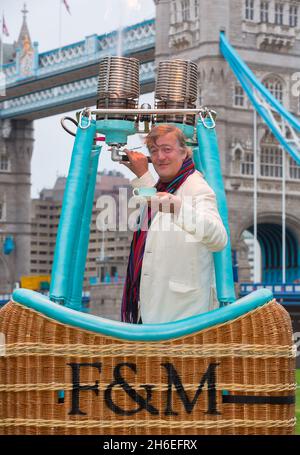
0;298;296;435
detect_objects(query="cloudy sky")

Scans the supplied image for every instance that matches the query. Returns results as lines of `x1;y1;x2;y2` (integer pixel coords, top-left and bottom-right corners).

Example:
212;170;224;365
2;0;155;196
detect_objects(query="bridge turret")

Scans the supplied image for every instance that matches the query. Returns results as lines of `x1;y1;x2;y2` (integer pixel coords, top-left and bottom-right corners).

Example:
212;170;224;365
14;3;37;79
16;3;32;50
0;4;35;292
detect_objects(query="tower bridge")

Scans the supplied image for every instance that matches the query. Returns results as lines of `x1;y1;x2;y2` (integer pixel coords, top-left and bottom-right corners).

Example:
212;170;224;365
0;17;155;120
1;0;300;299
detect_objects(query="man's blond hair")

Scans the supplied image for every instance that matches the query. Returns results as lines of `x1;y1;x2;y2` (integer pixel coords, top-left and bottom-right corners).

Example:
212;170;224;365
145;124;193;158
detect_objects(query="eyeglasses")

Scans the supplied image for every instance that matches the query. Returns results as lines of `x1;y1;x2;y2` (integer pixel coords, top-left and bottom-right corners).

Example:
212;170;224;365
149;145;180;155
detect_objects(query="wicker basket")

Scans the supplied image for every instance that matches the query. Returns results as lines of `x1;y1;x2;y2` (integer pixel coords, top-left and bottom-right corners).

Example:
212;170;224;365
0;295;296;435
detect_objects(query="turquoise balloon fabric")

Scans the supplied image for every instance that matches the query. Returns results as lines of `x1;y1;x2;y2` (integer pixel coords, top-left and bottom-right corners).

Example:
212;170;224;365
67;145;102;310
13;287;272;341
50;117;96;304
195;119;236;304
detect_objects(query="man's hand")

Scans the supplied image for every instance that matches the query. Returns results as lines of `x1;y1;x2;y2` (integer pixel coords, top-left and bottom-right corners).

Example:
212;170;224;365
149;192;182;215
120;149;149;178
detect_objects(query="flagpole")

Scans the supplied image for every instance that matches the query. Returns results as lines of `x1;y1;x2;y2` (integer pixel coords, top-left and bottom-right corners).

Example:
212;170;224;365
1;12;4;72
0;13;3;98
282;145;286;284
253;107;258;284
59;0;62;51
117;1;123;56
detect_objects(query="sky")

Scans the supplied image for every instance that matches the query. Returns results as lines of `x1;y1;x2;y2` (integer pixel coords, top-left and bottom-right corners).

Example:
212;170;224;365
1;0;156;197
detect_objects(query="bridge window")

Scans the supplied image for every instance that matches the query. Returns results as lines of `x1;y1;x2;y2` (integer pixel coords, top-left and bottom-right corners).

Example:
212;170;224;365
194;0;199;18
0;154;9;172
260;145;282;178
275;3;284;25
0;201;5;221
245;0;254;21
231;147;242;175
289;157;300;180
290;5;298;27
263;76;283;104
241;152;254;175
260;1;269;23
171;1;177;23
233;84;245;107
181;0;190;21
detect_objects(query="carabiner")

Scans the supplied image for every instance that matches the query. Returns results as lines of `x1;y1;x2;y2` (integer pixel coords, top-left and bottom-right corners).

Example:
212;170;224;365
199;108;216;129
78;108;92;129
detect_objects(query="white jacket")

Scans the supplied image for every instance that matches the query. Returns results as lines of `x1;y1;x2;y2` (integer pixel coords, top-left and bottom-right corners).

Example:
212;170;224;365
130;170;228;324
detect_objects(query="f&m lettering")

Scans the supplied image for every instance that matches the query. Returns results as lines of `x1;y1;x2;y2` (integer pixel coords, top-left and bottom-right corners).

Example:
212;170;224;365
162;362;221;416
68;362;102;415
105;362;159;416
67;362;158;416
66;361;221;417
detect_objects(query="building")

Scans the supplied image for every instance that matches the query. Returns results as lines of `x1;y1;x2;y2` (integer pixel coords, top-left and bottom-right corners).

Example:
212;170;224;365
1;1;300;296
0;7;35;292
155;0;300;283
30;170;133;292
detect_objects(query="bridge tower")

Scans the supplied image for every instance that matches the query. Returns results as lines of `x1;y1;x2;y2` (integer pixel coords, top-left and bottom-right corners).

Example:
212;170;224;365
155;0;300;284
0;6;155;293
0;5;34;291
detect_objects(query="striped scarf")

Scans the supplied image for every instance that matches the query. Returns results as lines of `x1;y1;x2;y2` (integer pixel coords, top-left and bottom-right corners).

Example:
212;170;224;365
121;156;196;324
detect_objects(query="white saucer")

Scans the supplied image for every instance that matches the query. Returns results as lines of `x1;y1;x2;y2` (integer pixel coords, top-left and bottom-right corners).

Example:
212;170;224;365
132;195;155;202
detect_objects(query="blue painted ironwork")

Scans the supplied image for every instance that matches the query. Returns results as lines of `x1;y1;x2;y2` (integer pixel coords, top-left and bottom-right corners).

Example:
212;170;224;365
3;19;155;87
220;32;300;165
0;294;12;308
247;224;300;284
0;61;155;119
0;19;155;119
240;282;300;306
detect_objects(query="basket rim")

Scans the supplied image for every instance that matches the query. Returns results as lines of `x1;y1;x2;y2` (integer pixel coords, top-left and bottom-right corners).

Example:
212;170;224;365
10;288;274;342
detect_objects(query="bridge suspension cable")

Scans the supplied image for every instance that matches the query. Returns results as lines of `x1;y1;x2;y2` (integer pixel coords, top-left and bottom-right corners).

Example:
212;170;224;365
220;32;300;166
220;32;300;285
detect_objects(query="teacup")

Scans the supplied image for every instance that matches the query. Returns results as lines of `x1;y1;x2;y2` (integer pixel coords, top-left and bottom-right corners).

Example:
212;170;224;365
132;187;157;197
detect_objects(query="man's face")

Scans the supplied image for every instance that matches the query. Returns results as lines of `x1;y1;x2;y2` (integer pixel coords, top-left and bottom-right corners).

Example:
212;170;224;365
149;132;186;182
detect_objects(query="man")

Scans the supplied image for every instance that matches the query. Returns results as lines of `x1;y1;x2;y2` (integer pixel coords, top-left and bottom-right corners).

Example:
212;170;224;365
121;124;228;324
